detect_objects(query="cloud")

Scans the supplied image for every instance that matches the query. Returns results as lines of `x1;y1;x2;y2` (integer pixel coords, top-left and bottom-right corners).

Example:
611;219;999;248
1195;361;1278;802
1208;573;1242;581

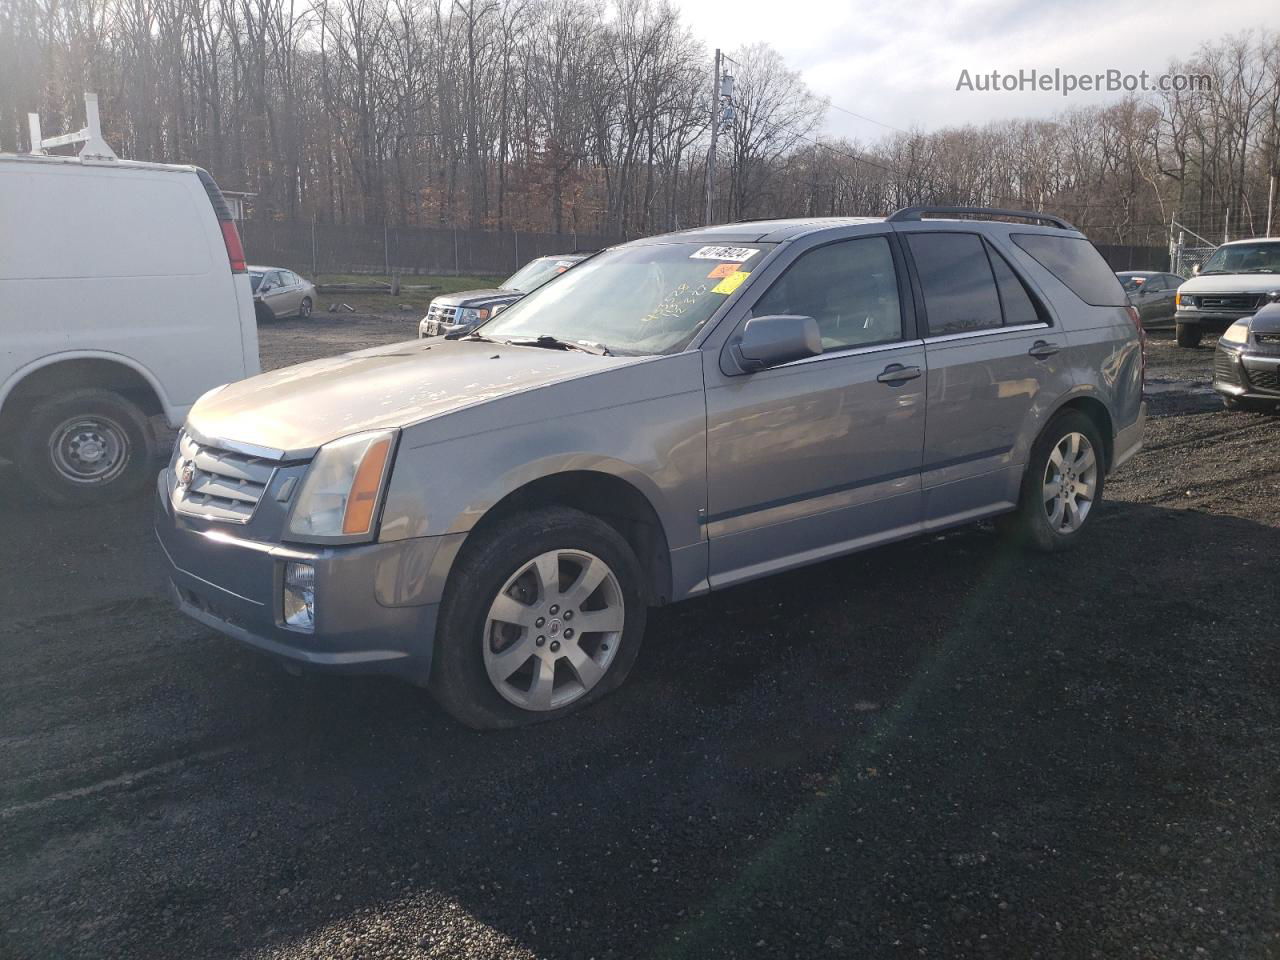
671;0;1275;141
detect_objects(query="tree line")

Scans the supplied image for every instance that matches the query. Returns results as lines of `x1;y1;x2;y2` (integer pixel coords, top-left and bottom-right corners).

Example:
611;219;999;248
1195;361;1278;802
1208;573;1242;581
1;0;1276;247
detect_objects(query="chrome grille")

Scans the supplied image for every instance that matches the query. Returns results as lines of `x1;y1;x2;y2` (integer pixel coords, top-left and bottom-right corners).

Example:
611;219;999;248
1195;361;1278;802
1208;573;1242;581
1199;294;1264;311
173;432;277;522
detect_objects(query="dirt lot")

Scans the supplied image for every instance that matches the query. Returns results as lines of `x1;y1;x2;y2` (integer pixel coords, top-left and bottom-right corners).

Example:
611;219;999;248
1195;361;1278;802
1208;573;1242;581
2;318;1279;960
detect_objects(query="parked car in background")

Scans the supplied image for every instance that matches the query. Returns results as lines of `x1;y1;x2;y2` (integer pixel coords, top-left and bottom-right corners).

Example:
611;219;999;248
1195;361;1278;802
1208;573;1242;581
1117;271;1182;328
419;252;590;338
1173;237;1280;347
158;206;1143;729
1212;293;1280;412
251;266;316;322
0;94;258;505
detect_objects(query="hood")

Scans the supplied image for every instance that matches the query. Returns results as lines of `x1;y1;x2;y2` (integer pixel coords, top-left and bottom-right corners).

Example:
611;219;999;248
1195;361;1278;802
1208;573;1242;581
187;338;641;458
1179;274;1280;295
1247;302;1280;333
434;289;524;308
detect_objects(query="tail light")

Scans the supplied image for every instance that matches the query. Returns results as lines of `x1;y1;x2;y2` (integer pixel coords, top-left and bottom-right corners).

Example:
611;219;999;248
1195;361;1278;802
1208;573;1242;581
219;220;247;273
196;168;247;274
1127;305;1146;383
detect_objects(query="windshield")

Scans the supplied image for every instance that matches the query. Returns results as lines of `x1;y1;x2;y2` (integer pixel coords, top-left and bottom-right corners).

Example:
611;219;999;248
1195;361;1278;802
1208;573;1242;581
1201;242;1280;274
481;242;774;355
250;272;264;292
503;257;579;292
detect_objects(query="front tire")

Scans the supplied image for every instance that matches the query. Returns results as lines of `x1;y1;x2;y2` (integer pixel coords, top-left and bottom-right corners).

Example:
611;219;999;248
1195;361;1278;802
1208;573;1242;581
1175;323;1202;348
16;389;156;505
430;507;647;729
1001;410;1105;553
298;297;313;319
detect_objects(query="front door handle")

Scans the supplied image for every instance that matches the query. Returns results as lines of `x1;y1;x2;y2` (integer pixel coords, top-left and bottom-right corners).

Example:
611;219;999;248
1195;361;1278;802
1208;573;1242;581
1028;340;1061;360
877;363;922;384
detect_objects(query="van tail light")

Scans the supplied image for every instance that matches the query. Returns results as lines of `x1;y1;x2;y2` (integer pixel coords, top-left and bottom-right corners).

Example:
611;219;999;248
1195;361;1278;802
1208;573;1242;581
195;167;247;274
1127;305;1146;383
219;220;247;274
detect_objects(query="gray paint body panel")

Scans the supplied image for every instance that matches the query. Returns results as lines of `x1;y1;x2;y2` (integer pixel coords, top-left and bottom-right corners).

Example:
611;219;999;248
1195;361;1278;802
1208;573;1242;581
157;215;1144;684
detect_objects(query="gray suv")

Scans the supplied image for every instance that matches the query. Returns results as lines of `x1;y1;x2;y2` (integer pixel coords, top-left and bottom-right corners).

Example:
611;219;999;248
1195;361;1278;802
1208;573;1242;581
156;207;1146;728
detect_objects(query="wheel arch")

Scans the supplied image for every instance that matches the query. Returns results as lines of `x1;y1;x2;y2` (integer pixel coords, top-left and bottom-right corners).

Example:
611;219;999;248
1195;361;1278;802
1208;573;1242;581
460;469;674;606
1046;391;1115;471
0;353;171;447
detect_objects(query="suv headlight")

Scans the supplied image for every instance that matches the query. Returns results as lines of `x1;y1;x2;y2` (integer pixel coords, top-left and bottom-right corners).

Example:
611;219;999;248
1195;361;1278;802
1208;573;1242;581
286;429;397;542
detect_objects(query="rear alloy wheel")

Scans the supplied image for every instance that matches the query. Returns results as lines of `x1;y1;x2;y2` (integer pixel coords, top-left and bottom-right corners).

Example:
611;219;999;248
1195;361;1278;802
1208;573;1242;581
1001;409;1105;552
1175;323;1202;348
430;506;647;729
299;297;313;319
17;388;156;505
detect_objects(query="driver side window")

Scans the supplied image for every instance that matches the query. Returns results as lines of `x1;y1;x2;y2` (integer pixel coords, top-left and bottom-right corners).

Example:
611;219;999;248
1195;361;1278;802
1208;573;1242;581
751;236;903;352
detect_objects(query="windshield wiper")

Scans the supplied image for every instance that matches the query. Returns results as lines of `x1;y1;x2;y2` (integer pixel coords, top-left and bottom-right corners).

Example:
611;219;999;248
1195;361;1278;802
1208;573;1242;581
452;331;496;342
502;335;612;356
1198;269;1228;275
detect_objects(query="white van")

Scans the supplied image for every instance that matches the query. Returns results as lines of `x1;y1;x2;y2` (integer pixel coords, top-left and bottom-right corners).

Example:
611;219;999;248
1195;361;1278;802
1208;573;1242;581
0;95;259;504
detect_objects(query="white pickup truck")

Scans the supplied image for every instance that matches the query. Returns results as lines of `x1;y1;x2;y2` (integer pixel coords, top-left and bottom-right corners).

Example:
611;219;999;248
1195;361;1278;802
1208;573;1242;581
0;94;259;504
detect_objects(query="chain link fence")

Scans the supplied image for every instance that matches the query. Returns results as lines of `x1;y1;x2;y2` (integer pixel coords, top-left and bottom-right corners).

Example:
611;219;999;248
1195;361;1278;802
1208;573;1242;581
238;220;623;278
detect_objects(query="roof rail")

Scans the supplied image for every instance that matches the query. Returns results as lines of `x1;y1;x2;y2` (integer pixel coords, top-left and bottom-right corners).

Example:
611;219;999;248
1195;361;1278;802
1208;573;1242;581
886;206;1075;231
26;92;117;162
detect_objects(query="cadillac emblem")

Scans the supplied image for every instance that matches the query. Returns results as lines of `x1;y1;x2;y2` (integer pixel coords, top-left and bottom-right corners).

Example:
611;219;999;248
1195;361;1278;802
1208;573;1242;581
177;459;195;489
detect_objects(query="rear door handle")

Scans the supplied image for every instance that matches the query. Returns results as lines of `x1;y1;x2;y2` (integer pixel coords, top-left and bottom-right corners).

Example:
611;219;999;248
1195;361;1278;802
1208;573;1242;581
877;364;922;384
1028;340;1061;360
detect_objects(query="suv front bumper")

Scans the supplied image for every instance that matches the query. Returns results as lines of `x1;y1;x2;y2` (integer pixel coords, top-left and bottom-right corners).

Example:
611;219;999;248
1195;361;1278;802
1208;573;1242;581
1174;310;1251;331
155;475;446;682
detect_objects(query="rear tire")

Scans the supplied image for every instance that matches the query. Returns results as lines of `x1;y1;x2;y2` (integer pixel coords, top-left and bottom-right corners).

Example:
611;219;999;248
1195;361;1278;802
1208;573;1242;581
16;389;156;506
1000;410;1105;553
1175;323;1202;348
429;506;647;729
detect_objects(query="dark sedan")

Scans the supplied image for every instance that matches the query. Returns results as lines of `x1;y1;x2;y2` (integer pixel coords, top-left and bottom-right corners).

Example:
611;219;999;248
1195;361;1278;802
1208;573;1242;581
1117;271;1183;328
1212;295;1280;412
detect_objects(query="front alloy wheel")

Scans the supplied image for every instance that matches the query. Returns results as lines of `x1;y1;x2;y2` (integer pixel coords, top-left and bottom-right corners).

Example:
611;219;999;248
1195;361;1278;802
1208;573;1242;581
483;549;625;711
430;506;647;729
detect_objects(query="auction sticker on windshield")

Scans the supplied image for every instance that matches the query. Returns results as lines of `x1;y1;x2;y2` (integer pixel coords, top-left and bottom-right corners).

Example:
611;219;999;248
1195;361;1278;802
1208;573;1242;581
711;271;750;295
690;245;759;262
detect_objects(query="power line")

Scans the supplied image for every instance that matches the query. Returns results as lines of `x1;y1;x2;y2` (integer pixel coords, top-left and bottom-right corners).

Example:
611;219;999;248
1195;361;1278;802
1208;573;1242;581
822;99;910;136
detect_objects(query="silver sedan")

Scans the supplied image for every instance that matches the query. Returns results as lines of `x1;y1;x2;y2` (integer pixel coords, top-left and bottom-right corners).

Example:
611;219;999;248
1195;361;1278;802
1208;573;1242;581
250;266;317;321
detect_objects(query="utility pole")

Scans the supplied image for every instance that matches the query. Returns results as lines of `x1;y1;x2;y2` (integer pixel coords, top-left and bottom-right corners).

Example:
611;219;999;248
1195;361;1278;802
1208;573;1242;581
1267;173;1275;238
704;48;721;226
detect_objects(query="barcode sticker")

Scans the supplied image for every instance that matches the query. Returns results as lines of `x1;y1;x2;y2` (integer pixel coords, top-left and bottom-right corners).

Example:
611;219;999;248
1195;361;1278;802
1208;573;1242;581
689;245;759;262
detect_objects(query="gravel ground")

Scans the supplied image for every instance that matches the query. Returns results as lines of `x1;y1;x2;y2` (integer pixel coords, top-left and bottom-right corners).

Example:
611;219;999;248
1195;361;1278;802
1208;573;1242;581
2;321;1279;960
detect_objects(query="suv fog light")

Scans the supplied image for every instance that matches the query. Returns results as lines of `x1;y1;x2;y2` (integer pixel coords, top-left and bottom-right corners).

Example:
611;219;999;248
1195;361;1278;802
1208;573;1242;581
283;562;315;631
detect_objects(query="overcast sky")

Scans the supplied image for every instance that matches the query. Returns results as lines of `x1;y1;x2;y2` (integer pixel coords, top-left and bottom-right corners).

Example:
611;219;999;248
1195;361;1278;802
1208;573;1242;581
671;0;1276;143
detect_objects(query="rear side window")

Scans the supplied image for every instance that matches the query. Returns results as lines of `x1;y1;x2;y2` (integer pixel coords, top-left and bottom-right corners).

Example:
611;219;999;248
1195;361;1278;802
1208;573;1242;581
907;233;1002;335
1012;233;1127;306
985;241;1042;326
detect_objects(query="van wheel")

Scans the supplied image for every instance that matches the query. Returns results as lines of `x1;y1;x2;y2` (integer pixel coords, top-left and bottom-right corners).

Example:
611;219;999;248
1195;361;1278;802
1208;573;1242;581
1175;323;1202;348
299;297;313;319
430;506;647;729
1000;410;1105;553
17;389;156;505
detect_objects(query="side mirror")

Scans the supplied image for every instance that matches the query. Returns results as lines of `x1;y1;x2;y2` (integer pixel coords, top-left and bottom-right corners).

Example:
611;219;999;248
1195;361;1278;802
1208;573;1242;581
731;315;822;372
1191;263;1201;276
491;303;509;317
